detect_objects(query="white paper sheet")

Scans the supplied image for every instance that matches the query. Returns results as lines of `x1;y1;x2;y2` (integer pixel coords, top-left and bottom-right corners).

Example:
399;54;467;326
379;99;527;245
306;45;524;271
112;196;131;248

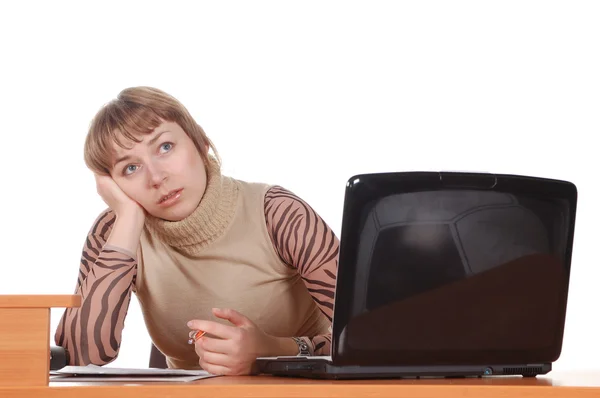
50;364;218;382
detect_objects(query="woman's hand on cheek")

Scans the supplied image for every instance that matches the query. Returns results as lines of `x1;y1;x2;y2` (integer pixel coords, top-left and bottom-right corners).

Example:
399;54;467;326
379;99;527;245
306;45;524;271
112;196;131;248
187;308;279;376
94;174;145;220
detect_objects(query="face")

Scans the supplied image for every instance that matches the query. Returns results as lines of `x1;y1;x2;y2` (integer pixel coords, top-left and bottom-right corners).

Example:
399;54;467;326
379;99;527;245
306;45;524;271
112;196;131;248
110;121;207;221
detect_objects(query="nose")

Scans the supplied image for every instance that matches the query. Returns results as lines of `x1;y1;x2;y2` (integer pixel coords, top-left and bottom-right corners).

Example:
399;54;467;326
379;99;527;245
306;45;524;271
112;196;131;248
146;161;167;188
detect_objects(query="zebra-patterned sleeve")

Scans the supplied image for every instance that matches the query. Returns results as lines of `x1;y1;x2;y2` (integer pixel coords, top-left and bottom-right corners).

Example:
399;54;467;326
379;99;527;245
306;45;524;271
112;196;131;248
54;208;137;366
264;186;339;356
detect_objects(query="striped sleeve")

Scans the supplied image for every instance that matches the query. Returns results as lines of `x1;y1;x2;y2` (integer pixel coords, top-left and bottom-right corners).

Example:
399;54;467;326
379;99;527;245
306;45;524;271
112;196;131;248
264;186;339;356
54;209;137;366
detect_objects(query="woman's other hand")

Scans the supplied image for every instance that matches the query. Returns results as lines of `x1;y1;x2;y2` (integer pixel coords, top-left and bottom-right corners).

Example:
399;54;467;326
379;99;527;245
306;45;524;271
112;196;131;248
187;308;296;375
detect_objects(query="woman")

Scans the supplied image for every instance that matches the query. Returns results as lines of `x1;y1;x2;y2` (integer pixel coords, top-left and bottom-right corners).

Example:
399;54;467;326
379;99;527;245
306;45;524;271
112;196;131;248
54;87;339;375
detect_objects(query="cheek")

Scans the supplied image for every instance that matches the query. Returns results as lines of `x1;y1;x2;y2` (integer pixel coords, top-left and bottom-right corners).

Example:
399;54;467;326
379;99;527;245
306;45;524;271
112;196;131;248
186;146;204;167
177;148;205;175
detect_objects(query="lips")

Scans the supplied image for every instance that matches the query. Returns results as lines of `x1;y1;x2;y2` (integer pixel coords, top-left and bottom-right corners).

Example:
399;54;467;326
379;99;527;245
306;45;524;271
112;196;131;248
158;189;183;204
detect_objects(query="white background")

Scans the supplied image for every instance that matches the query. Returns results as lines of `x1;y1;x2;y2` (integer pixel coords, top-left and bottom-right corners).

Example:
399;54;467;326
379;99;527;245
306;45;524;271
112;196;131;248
0;1;598;371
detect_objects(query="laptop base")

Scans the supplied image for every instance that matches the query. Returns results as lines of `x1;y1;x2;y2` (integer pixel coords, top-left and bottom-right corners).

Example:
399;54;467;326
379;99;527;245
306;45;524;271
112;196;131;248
256;357;551;380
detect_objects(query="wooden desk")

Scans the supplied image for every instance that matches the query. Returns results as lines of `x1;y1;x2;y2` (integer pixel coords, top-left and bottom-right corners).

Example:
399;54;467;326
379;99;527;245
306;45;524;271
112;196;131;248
1;371;599;398
0;295;81;387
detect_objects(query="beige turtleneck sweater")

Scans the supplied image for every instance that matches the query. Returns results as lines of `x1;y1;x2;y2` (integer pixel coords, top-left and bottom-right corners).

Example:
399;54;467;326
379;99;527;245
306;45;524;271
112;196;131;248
54;159;339;369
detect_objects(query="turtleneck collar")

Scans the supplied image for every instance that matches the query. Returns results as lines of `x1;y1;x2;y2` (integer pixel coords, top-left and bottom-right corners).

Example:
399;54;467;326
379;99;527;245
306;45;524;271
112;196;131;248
144;156;239;256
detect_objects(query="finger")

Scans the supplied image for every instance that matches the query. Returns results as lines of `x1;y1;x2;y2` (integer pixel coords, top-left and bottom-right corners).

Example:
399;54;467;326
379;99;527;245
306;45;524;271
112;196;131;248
212;308;254;328
193;341;227;369
94;174;108;194
200;350;234;368
198;336;233;355
94;174;113;186
200;361;231;376
193;341;205;360
187;319;238;340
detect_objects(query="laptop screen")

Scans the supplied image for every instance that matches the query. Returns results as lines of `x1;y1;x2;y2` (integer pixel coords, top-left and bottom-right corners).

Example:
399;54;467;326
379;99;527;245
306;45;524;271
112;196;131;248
333;173;576;366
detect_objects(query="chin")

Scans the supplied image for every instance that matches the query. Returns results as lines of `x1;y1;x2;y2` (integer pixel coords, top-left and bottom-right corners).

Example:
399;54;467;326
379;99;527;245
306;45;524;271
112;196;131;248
156;204;196;222
157;212;187;222
160;214;186;222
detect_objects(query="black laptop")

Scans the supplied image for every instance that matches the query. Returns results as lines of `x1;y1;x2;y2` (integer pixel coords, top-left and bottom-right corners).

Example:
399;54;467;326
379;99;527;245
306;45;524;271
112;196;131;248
255;171;577;379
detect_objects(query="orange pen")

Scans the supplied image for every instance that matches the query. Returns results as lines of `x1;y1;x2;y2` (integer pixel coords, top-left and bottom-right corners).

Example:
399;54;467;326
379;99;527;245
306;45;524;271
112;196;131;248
188;329;206;345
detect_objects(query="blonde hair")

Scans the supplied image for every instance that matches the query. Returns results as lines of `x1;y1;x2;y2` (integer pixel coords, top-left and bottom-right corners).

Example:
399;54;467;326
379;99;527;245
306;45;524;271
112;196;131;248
84;86;219;175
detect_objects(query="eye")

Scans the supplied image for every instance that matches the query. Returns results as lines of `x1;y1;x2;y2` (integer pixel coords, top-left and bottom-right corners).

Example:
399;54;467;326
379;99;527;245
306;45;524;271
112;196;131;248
123;164;138;176
159;142;173;154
